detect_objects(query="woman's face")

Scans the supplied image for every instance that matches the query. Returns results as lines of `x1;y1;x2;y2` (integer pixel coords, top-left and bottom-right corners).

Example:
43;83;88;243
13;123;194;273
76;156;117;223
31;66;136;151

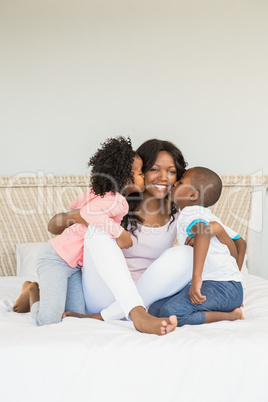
144;151;177;199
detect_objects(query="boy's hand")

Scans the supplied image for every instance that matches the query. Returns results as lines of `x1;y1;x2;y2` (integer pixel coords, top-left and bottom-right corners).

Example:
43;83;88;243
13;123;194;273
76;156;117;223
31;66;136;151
189;277;206;304
116;229;133;249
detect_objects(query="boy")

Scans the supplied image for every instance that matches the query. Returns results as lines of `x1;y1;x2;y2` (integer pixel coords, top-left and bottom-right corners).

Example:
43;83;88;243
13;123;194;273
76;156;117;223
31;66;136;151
167;166;246;326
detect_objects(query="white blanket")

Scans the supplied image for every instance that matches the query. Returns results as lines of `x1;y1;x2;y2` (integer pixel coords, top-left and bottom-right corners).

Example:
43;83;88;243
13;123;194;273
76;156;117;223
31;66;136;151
1;273;268;402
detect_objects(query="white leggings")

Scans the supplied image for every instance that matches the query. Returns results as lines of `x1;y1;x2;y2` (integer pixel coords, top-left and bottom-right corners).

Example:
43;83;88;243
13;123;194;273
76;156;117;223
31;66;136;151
82;225;194;321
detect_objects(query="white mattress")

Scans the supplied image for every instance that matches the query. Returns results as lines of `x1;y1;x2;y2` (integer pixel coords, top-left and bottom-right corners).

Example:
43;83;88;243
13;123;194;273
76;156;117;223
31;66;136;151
1;273;268;402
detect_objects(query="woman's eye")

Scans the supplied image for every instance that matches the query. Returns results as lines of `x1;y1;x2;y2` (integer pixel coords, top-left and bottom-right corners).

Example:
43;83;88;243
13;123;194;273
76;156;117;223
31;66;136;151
169;170;176;174
150;168;158;172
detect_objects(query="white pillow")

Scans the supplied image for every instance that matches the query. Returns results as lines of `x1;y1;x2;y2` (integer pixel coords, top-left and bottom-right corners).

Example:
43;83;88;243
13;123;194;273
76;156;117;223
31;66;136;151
16;242;46;278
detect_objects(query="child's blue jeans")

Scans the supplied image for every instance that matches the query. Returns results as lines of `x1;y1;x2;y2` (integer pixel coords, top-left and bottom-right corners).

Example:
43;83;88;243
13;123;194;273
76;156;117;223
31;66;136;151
148;280;243;327
31;242;86;326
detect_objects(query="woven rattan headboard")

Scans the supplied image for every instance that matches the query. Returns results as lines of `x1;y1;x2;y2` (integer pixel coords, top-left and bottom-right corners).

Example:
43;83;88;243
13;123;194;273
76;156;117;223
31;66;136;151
0;174;266;276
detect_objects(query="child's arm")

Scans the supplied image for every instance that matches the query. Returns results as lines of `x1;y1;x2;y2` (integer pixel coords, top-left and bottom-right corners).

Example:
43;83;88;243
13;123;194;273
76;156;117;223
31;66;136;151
48;209;87;235
188;222;210;304
208;222;237;259
207;222;246;270
185;222;247;270
233;237;247;270
116;229;133;249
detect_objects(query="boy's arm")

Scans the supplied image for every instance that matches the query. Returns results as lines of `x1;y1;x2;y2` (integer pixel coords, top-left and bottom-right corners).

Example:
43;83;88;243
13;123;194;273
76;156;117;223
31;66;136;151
233;237;247;270
189;222;210;304
209;222;237;259
186;222;246;270
48;209;87;235
208;222;246;270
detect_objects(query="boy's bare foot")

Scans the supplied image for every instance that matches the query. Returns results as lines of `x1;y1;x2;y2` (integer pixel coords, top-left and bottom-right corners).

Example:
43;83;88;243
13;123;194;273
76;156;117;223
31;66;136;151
13;281;39;313
205;307;245;324
130;307;177;335
63;311;103;320
228;307;245;321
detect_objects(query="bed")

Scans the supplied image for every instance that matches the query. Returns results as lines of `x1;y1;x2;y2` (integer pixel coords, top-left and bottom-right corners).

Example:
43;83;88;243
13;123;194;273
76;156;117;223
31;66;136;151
1;174;268;402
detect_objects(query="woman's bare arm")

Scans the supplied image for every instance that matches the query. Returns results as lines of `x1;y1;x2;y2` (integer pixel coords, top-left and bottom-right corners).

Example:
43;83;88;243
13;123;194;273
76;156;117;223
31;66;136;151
48;209;88;235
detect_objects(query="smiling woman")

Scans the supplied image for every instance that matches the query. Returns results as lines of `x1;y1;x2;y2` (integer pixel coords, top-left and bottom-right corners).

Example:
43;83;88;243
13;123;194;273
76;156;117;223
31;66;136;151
137;150;178;226
69;139;195;325
124;139;187;232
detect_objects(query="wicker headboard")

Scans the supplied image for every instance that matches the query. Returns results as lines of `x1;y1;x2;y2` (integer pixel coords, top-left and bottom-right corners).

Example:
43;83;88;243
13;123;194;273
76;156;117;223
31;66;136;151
0;174;267;276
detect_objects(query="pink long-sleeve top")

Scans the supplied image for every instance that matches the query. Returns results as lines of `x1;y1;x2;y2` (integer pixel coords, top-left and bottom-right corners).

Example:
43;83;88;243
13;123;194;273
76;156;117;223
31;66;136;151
50;189;128;267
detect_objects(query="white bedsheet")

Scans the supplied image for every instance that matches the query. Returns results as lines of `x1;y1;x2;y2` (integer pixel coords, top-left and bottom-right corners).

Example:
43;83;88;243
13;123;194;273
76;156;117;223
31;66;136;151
0;274;268;402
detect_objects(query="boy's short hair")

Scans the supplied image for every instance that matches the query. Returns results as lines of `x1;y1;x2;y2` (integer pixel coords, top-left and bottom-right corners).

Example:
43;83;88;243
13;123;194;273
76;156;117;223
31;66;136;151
191;167;222;207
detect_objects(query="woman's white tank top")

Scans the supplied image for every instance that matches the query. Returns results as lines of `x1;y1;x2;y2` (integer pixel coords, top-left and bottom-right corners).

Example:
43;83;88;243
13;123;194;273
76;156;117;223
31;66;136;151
122;213;178;281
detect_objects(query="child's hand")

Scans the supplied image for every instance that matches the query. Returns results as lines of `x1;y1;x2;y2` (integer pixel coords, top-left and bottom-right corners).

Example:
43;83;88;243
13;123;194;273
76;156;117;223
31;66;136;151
116;229;133;249
189;277;206;304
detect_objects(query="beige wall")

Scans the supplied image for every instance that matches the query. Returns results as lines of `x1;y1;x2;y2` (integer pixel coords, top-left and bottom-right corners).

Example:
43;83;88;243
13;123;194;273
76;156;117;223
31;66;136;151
0;0;267;176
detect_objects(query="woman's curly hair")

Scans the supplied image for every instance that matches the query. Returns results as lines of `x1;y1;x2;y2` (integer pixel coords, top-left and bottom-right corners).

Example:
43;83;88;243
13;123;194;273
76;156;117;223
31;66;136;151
122;139;187;235
88;136;136;196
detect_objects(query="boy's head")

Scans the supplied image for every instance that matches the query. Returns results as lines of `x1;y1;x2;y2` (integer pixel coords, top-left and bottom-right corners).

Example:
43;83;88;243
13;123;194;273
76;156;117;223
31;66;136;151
171;166;222;209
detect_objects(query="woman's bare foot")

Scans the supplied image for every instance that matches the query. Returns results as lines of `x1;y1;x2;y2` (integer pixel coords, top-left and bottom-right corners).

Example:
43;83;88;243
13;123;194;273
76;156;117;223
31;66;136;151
130;306;177;335
63;309;177;335
13;281;39;313
63;311;103;320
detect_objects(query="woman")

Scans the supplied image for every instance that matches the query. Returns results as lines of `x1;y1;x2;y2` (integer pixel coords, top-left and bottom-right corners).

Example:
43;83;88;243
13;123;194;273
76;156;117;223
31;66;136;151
70;139;192;321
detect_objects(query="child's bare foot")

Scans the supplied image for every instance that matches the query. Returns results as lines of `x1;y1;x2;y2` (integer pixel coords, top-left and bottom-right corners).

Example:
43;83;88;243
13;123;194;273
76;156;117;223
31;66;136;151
63;311;103;320
228;307;245;321
130;307;177;335
13;281;39;313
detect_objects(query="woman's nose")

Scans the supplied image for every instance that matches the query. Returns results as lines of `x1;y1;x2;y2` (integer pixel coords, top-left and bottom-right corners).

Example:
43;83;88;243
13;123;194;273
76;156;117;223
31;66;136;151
158;170;168;181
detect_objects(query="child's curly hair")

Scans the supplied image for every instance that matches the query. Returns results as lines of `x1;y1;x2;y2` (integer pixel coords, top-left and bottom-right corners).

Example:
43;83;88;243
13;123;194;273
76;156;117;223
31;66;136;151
88;136;136;196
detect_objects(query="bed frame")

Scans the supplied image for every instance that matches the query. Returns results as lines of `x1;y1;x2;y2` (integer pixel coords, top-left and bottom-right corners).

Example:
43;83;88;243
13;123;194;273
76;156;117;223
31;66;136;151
0;174;267;276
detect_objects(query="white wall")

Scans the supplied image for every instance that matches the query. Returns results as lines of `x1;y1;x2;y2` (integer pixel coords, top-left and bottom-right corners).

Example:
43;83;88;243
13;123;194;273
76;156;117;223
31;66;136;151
1;0;267;177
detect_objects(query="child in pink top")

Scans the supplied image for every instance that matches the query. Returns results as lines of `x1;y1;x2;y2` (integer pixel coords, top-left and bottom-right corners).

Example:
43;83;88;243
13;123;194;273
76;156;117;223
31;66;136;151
13;137;147;324
14;137;178;335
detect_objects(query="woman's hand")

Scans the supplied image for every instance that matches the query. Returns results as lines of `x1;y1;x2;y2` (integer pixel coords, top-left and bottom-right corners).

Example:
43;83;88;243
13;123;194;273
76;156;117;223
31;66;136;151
184;236;195;247
116;229;133;249
48;209;87;235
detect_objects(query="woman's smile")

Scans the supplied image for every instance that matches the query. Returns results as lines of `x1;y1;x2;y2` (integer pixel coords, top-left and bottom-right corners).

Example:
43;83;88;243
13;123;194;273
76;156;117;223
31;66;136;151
144;151;177;199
